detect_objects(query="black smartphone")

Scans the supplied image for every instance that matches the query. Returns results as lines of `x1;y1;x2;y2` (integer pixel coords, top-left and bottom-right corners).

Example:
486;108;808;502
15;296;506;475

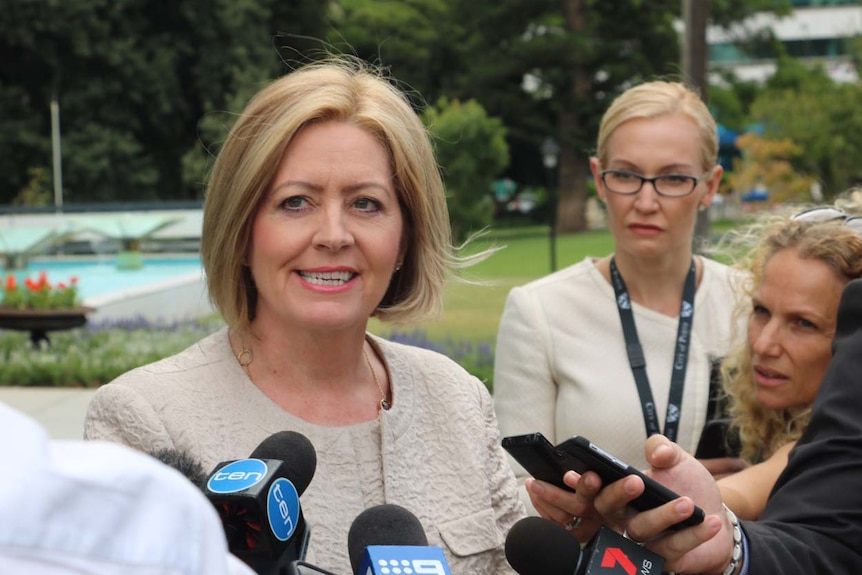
501;432;577;492
695;418;742;459
555;436;705;530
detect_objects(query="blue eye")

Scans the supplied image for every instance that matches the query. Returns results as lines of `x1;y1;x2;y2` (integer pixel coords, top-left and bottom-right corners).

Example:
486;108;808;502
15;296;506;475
354;197;382;212
280;196;308;211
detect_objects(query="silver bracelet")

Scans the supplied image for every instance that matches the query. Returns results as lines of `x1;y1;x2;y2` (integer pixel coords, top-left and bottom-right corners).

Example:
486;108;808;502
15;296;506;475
722;503;743;575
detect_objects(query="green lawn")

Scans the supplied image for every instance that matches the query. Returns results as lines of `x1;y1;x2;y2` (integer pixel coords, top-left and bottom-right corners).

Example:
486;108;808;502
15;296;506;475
370;227;616;342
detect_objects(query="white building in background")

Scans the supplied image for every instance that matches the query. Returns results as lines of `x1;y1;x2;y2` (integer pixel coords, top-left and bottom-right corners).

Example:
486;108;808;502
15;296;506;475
707;0;862;84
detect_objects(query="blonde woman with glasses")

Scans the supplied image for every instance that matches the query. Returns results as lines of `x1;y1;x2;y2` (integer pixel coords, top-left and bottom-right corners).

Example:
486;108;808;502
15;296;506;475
494;80;746;537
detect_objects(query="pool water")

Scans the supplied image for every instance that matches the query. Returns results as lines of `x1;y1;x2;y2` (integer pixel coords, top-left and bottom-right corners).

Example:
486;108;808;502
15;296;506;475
1;256;204;300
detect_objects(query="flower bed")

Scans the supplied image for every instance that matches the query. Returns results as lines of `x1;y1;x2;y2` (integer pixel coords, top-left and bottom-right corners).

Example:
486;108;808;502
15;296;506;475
2;271;80;310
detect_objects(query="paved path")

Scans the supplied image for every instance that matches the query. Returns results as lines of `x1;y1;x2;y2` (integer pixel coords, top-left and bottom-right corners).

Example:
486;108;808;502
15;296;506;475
0;387;98;440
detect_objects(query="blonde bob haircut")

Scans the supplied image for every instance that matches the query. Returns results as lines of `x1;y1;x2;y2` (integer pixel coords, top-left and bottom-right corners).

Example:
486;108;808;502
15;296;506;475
201;57;456;333
595;81;718;172
719;199;862;462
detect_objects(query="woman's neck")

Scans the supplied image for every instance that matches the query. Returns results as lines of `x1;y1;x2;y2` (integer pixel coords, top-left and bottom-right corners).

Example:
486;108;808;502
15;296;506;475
230;322;385;425
599;251;699;317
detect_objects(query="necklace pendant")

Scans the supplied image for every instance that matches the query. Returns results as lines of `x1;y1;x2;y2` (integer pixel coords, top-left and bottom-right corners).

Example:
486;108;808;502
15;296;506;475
380;398;391;411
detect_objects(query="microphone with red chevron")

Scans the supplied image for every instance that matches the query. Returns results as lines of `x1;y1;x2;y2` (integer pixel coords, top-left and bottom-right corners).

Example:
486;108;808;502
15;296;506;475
505;516;664;575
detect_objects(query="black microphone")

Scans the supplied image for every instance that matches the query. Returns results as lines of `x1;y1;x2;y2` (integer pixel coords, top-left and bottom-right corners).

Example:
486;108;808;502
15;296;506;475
150;447;208;489
204;431;317;575
347;504;452;575
505;517;664;575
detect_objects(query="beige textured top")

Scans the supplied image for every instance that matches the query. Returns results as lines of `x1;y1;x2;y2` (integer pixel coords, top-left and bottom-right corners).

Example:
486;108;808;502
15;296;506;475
85;328;525;574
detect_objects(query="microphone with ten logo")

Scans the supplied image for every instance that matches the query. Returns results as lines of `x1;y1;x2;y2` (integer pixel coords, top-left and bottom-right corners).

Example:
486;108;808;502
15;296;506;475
347;504;452;575
505;516;664;575
205;431;317;575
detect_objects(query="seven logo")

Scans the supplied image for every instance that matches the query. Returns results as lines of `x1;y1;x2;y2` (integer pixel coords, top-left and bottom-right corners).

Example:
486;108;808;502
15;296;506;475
600;547;636;575
206;459;268;494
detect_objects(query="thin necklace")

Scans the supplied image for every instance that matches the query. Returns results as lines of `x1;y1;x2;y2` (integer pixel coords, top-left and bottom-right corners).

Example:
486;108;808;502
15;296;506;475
364;345;391;412
237;340;391;413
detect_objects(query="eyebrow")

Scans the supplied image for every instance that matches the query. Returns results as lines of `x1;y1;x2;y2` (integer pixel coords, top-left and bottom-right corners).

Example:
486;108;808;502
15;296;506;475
272;180;393;195
607;161;697;174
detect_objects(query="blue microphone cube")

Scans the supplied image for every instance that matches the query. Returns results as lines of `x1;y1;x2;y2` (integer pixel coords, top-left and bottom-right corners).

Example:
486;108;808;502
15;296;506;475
358;545;452;575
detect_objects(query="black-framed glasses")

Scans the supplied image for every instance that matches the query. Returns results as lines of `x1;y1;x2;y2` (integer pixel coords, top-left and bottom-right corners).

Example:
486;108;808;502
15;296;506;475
600;170;710;198
791;206;862;235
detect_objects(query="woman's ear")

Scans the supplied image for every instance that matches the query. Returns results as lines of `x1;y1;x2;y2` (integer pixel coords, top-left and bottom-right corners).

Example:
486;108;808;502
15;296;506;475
590;157;606;202
699;165;723;209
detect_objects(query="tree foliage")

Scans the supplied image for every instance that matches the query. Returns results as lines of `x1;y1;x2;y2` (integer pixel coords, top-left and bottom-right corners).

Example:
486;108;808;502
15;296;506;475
750;57;862;197
0;0;327;204
727;132;813;204
422;98;509;241
1;0;809;239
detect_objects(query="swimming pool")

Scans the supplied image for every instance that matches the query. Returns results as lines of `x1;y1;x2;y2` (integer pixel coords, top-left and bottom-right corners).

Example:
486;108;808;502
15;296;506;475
0;256;212;322
2;256;204;299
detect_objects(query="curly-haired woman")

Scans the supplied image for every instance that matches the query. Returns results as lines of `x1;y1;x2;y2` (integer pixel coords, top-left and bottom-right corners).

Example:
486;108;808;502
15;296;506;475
717;199;862;520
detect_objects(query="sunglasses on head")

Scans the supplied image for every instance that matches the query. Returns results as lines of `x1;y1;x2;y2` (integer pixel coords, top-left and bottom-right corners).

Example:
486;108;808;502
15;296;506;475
791;207;862;235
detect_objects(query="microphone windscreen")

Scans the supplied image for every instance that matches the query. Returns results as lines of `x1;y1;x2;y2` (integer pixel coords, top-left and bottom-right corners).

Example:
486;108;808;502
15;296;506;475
150;448;207;489
249;430;317;495
347;504;428;574
505;516;583;575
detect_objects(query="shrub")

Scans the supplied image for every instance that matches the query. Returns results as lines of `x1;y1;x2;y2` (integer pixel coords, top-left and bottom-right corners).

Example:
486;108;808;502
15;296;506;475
0;321;496;391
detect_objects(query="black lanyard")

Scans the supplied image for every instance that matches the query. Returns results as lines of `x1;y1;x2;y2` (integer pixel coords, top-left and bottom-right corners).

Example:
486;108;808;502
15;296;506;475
609;257;696;441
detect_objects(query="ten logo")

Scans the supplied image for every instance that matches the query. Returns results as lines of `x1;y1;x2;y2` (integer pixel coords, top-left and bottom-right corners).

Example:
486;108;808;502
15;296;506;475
267;478;300;541
206;459;267;494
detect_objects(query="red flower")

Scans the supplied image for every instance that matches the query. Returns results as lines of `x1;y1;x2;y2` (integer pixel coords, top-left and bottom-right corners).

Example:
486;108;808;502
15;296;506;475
5;275;16;290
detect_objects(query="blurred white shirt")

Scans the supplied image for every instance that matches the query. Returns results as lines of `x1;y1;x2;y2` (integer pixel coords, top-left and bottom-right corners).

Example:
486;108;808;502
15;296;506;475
0;402;254;575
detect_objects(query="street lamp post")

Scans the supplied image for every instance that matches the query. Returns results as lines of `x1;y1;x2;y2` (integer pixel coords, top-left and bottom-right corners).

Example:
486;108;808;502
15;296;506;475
542;137;560;272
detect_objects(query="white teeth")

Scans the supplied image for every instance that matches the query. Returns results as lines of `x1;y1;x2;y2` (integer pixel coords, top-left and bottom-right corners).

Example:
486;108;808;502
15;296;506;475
299;270;354;285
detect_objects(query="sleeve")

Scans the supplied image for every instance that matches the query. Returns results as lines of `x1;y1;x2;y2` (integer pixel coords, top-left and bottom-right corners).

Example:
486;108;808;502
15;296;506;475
492;286;557;512
84;382;175;455
479;378;527;575
742;279;862;572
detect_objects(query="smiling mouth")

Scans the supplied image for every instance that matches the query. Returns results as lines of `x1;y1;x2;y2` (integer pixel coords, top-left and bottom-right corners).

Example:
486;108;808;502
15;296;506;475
298;270;356;286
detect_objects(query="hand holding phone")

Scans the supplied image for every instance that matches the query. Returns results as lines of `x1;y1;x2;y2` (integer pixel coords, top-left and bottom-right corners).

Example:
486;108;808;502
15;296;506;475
501;432;575;492
502;433;705;530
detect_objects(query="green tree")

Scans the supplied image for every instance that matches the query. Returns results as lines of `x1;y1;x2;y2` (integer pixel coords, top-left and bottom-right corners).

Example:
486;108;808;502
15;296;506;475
326;0;461;105
750;57;862;197
443;0;792;233
422;98;509;241
0;0;328;204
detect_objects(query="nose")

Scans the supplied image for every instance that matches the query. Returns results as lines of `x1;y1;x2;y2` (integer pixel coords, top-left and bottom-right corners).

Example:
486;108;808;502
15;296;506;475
751;319;782;358
633;179;660;212
313;203;354;251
